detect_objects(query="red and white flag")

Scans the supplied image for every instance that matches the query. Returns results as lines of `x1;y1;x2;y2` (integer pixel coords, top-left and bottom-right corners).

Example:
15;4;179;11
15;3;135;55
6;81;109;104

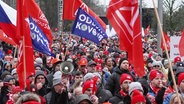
63;0;106;30
107;0;145;77
16;0;35;89
161;33;170;51
179;30;184;56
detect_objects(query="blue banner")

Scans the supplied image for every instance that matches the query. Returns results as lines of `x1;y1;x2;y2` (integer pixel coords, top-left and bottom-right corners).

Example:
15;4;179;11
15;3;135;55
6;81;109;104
29;17;53;56
72;8;108;45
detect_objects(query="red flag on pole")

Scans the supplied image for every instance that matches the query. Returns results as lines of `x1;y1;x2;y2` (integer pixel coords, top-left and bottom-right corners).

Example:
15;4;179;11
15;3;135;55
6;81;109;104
26;0;53;44
63;0;106;30
179;30;184;56
106;0;145;77
144;25;150;36
16;0;35;89
0;29;16;46
161;33;170;51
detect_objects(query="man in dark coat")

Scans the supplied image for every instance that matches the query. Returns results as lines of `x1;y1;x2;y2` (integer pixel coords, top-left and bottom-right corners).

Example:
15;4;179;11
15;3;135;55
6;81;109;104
105;58;135;95
108;73;133;104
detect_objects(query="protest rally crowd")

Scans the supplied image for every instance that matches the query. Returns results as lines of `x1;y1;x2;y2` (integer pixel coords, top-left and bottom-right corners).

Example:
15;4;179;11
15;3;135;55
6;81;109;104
0;31;184;104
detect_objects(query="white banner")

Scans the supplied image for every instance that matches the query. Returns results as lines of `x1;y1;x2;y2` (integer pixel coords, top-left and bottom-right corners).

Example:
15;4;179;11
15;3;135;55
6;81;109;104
170;36;184;60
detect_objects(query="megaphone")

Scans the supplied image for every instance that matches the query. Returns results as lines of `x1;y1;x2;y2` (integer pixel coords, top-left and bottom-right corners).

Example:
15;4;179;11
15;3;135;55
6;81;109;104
60;61;74;74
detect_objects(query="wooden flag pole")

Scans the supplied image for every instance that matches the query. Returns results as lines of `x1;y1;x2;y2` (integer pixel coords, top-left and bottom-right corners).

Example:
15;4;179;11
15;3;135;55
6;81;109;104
151;0;181;104
23;35;27;89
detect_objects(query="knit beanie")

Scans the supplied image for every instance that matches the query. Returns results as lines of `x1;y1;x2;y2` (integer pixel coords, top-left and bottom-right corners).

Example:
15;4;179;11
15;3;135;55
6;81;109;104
119;73;133;84
131;90;146;104
118;58;128;69
82;80;97;93
149;70;162;81
129;82;143;95
178;72;184;86
53;71;62;86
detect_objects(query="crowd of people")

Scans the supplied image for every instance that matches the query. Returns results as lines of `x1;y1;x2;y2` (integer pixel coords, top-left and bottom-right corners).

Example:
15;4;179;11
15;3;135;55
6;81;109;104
0;33;184;104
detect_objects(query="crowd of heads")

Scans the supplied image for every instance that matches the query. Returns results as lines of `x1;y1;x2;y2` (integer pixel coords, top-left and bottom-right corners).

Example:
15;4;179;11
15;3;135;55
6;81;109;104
0;33;184;104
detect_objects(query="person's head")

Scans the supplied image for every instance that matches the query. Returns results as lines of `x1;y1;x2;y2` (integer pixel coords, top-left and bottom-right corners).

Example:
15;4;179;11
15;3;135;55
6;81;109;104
105;57;113;67
74;71;84;82
169;93;184;104
75;94;92;104
129;82;144;96
15;92;41;104
152;61;162;70
87;60;96;73
83;73;94;82
34;70;47;85
34;64;42;70
78;58;88;72
177;72;184;93
34;57;43;67
119;58;129;70
149;70;163;88
131;90;146;104
4;76;16;89
174;56;182;65
119;73;133;93
82;80;97;96
11;68;18;80
51;58;62;72
73;86;83;96
52;71;65;94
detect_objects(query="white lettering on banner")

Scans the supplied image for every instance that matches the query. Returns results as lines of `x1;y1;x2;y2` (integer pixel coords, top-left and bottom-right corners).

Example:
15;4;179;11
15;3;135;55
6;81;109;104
75;13;105;41
29;22;49;48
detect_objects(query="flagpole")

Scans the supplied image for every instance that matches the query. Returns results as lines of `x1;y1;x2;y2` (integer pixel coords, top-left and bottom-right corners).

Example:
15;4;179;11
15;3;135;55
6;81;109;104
23;35;27;89
13;45;17;59
152;0;181;104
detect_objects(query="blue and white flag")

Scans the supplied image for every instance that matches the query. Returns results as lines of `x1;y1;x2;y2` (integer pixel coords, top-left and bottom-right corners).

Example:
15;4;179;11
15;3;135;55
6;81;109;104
29;17;54;56
72;8;108;45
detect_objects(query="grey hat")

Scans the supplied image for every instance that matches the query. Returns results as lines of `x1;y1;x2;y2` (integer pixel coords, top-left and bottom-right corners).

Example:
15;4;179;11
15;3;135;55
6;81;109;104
75;94;92;104
53;71;62;86
83;73;94;82
88;60;96;66
129;82;143;95
11;68;17;75
152;61;161;66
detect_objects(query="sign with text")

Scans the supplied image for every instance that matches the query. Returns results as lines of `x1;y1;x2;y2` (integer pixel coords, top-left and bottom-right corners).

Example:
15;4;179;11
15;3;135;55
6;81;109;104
170;36;184;60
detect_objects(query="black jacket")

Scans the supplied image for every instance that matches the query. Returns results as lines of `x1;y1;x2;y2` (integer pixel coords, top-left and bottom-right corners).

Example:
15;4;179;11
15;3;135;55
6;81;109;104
105;68;135;95
109;93;131;104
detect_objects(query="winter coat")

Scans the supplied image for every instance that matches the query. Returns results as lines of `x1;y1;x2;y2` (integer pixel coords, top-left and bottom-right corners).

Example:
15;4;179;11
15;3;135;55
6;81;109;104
105;68;135;95
44;88;69;104
108;93;131;104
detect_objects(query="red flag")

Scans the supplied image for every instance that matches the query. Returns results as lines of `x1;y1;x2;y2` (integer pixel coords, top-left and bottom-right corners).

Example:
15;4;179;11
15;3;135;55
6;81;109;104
0;29;16;46
63;0;106;30
107;0;145;77
16;0;35;88
161;33;170;51
179;30;184;56
144;25;150;36
26;0;53;44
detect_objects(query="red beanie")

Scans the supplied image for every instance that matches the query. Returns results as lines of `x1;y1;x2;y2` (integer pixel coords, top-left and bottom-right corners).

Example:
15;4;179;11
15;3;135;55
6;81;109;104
174;56;181;64
149;70;162;81
120;73;133;84
96;64;102;71
131;90;146;104
178;73;184;86
82;80;97;93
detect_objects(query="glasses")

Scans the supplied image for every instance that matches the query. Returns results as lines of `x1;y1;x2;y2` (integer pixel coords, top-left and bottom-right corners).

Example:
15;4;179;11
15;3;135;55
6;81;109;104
153;65;160;67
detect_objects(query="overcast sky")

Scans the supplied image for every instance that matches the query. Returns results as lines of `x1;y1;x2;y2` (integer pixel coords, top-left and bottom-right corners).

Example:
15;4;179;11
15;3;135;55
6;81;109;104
100;0;184;8
142;0;184;8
